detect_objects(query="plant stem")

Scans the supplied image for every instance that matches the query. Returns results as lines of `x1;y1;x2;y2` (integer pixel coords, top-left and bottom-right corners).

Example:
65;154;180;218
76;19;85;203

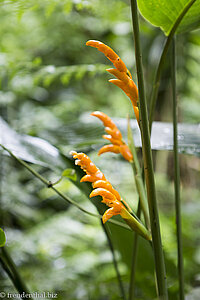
130;1;168;299
171;37;184;300
129;203;141;300
149;0;197;130
0;247;33;299
121;208;151;241
127;119;150;229
101;220;127;300
0;144;129;231
0;255;15;283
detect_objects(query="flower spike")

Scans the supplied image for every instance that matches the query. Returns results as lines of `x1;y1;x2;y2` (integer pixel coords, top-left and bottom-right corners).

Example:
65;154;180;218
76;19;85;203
91;111;133;162
70;151;130;221
86;40;139;123
93;180;121;200
70;151;106;182
70;151;151;240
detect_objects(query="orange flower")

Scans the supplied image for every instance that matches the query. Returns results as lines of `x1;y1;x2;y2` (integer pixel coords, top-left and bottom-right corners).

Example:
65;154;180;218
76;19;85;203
91;111;133;162
86;40;139;123
70;151;131;223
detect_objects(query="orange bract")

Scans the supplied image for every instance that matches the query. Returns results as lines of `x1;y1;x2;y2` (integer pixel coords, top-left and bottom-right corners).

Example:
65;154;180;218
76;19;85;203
70;151;131;223
70;151;106;182
86;40;139;123
91;111;133;162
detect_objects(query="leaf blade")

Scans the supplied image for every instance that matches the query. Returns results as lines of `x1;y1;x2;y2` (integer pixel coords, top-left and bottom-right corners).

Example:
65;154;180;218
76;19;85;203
138;0;200;35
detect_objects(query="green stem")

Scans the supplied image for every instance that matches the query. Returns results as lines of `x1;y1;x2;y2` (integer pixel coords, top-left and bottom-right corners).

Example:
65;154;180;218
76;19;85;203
129;203;141;300
121;209;151;241
171;37;184;300
0;248;33;299
127;119;150;229
0;144;129;231
130;1;168;299
0;255;15;283
101;220;127;300
149;0;197;130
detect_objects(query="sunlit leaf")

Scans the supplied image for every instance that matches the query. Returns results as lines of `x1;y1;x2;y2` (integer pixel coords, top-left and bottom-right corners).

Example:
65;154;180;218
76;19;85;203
62;168;77;181
138;0;200;35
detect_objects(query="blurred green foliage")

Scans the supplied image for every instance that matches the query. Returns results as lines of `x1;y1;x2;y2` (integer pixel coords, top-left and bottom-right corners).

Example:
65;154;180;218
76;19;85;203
0;0;200;299
0;228;6;247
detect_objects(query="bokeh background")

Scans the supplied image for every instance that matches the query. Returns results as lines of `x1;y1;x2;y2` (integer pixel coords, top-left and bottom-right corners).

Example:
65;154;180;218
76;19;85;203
0;0;200;299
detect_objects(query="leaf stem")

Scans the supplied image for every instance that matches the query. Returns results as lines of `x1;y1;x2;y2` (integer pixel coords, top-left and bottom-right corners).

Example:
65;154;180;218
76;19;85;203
128;203;141;300
0;247;33;299
171;37;185;300
0;144;129;231
121;208;151;241
130;1;168;298
101;220;127;300
127;119;150;229
149;0;197;130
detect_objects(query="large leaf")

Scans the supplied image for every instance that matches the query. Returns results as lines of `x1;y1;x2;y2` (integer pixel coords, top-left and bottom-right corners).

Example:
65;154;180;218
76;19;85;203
138;0;200;35
1;116;199;178
0;117;66;170
45;115;200;157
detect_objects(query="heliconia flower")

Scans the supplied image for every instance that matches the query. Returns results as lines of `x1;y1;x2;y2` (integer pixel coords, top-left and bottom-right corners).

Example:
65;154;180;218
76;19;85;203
70;151;132;223
70;151;106;183
70;151;152;240
86;40;139;123
91;111;133;162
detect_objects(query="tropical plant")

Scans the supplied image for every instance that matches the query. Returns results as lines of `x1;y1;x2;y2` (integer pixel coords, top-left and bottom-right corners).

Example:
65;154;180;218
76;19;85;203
0;1;200;300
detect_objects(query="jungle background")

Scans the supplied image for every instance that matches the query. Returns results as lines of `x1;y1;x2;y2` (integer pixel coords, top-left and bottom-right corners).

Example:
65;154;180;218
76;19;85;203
0;0;200;299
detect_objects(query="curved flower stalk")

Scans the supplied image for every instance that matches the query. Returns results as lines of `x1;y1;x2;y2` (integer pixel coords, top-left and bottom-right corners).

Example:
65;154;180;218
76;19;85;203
91;111;133;162
86;40;139;124
70;151;151;241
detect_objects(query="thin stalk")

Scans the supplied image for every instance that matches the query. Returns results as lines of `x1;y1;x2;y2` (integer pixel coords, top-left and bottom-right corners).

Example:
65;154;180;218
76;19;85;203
0;248;33;299
127;119;150;229
128;118;148;299
130;1;168;299
121;208;151;241
0;255;15;282
129;203;141;300
0;144;129;231
171;37;184;300
149;0;197;130
101;220;127;300
129;167;146;299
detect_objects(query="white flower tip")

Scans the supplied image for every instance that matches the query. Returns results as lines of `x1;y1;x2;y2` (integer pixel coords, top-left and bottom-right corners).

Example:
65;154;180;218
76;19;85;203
75;159;81;166
69;150;77;156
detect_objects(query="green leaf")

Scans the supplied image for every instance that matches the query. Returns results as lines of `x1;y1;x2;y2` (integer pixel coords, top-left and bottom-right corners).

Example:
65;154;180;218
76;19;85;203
138;0;200;35
0;228;6;247
0;117;66;170
54;116;200;157
62;168;77;181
